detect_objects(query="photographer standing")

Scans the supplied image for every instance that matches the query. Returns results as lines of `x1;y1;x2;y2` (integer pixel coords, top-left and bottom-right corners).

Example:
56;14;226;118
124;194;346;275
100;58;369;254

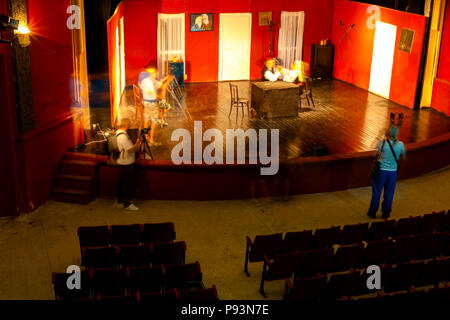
367;125;406;219
116;118;141;211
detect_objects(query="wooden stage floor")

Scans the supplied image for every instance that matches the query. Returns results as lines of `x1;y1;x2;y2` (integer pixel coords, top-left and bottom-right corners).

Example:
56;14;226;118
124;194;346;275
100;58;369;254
86;79;449;161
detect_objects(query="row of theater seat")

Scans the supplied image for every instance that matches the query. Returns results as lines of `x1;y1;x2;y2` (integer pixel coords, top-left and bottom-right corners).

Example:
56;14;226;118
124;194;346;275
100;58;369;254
284;258;450;301
52;262;218;301
245;210;450;298
245;210;450;275
52;222;219;301
258;234;450;297
82;242;187;268
78;223;176;249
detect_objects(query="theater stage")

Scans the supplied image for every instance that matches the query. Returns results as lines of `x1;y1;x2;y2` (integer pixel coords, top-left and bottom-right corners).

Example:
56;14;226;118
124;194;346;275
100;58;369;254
73;79;450;200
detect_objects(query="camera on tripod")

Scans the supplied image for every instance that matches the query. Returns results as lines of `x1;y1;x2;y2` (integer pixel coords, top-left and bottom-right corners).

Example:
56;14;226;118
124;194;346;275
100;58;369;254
390;112;404;125
141;127;151;135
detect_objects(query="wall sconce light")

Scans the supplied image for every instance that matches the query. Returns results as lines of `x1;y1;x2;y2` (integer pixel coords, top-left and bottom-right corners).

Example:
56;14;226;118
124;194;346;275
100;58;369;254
0;14;30;47
15;22;31;47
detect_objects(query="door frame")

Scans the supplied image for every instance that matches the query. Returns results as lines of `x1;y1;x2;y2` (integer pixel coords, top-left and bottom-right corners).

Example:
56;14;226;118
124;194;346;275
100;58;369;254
218;13;252;81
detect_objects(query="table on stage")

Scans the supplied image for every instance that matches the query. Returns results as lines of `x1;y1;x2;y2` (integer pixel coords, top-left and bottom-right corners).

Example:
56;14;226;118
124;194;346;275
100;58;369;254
251;81;299;119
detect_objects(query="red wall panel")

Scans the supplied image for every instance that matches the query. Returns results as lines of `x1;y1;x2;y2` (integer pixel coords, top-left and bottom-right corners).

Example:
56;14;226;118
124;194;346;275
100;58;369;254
117;0;333;84
27;0;74;126
8;0;82;213
437;2;450;81
332;0;426;109
431;2;450;115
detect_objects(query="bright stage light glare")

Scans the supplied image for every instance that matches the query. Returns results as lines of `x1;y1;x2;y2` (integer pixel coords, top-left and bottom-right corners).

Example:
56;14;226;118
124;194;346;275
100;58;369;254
16;23;30;35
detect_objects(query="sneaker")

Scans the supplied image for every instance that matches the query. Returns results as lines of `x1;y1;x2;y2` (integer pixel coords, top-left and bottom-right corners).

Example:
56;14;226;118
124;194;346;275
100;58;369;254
124;203;139;211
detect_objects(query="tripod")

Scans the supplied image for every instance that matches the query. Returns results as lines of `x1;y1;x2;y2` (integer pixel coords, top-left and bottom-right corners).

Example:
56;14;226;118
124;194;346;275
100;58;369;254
138;132;154;160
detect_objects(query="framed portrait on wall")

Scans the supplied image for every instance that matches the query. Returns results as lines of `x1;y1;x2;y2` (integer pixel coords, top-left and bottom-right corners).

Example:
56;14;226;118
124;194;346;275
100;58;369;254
399;28;415;53
258;11;272;26
190;13;214;32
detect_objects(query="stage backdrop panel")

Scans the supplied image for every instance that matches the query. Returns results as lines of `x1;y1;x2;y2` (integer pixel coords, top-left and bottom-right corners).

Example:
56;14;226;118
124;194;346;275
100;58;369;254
332;0;426;109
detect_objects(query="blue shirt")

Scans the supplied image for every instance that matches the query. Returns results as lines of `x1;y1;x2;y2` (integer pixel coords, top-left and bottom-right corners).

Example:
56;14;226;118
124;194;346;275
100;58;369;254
377;139;405;171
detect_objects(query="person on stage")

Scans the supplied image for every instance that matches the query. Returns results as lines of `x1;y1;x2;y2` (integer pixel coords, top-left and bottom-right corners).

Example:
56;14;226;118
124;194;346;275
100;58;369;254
262;58;282;81
367;125;406;219
201;14;212;31
138;65;173;147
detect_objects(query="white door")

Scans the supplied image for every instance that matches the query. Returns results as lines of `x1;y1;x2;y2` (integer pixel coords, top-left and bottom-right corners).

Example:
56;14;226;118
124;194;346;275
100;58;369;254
369;21;397;99
219;13;252;81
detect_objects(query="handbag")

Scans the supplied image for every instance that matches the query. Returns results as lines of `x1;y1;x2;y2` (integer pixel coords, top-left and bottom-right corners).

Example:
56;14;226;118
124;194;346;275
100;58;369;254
369;140;385;180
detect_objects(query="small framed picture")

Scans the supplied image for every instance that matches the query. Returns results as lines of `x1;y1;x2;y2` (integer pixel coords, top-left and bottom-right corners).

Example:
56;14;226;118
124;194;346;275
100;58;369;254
190;13;214;32
399;28;415;53
259;11;272;26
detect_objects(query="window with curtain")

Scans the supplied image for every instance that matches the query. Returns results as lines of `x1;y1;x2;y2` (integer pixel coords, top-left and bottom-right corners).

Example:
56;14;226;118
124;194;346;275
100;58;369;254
278;11;305;68
158;13;185;78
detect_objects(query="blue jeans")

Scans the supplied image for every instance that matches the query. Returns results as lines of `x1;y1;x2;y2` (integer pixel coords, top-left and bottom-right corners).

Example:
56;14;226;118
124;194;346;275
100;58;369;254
368;170;397;215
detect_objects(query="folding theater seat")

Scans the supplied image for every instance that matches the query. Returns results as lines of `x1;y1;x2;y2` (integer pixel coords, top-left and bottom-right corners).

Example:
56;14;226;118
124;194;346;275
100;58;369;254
414;260;442;288
427;286;450;299
438;232;450;257
179;286;218;302
417;233;446;260
128;266;165;294
331;243;364;272
142;222;176;244
391;290;426;301
440;210;450;232
110;224;142;246
418;211;445;234
366;220;395;242
322;270;360;300
284;275;327;301
117;244;152;267
82;246;118;268
310;226;340;249
383;261;424;293
279;230;312;253
91;268;128;298
78;226;111;250
152;241;186;265
360;239;392;268
244;233;282;276
165;262;203;291
387;235;421;264
298;247;334;277
393;216;421;237
98;295;136;301
137;290;179;302
259;251;303;298
431;257;450;283
338;223;368;245
52;270;92;300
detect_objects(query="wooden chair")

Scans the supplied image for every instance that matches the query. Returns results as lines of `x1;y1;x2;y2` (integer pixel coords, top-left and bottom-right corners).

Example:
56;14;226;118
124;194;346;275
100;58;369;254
229;83;249;118
299;76;315;110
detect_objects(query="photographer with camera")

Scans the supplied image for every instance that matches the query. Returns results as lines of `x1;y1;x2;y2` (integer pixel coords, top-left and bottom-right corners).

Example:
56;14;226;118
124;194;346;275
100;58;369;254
367;124;406;219
116;118;141;211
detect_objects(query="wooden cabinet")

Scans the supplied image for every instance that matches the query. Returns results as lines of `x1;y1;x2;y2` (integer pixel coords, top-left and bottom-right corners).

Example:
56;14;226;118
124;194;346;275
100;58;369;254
310;44;334;79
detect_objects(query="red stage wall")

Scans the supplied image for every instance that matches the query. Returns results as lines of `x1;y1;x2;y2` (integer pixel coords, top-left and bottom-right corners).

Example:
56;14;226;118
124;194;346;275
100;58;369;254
332;0;426;109
431;1;450;116
0;0;20;216
114;0;333;84
1;0;83;214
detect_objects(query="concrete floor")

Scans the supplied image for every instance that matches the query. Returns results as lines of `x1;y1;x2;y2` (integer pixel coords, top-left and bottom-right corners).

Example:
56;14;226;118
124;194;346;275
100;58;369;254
1;167;449;300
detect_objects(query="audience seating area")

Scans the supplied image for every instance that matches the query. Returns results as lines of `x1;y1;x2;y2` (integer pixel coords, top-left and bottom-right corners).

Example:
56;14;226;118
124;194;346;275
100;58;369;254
244;210;450;299
52;222;218;301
